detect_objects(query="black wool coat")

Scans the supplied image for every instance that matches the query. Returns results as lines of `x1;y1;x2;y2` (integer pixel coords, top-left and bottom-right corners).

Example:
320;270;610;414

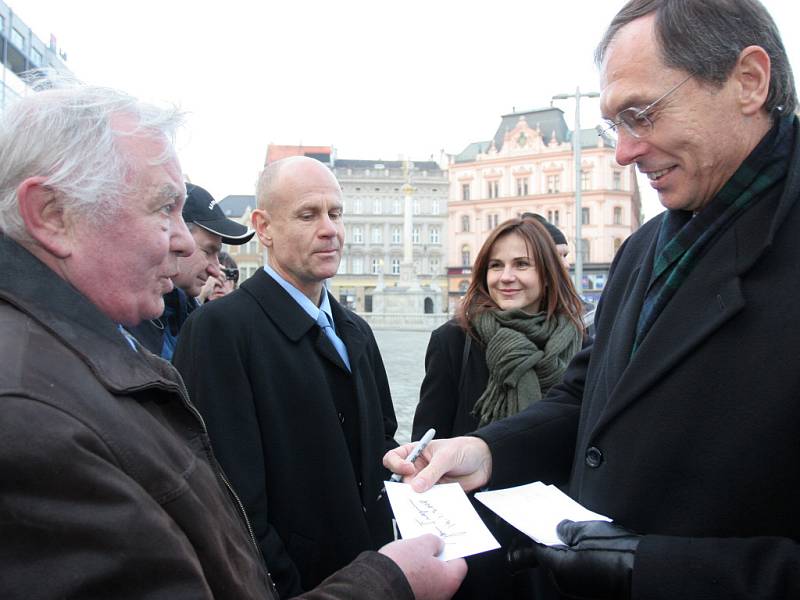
478;118;800;599
411;319;488;442
173;269;398;598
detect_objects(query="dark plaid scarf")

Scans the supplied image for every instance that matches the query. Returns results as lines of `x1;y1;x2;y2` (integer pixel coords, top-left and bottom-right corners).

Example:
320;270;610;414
633;114;794;354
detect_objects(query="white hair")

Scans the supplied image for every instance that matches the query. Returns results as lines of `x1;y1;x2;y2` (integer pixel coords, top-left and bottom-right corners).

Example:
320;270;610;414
0;71;184;242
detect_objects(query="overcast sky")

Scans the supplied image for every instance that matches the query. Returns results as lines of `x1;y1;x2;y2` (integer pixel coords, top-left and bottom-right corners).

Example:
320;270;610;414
12;0;800;221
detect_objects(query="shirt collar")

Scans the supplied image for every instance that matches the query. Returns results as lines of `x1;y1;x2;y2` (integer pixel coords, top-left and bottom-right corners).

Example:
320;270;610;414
262;264;335;330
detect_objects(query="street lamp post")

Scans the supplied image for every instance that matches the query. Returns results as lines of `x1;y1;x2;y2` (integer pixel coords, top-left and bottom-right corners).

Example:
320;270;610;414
552;87;599;298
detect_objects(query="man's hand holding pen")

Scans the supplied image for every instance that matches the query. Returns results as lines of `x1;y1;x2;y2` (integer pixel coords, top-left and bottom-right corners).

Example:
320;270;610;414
383;435;494;493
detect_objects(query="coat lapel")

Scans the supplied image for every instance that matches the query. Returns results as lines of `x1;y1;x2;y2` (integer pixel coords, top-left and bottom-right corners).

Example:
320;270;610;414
242;272;355;373
330;295;367;369
591;177;799;436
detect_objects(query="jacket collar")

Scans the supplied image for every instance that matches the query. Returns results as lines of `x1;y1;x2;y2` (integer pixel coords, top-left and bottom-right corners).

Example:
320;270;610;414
591;116;800;436
240;269;367;370
0;234;184;394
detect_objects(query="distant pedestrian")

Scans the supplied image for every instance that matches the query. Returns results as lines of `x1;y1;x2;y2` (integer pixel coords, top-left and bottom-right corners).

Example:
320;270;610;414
126;183;253;358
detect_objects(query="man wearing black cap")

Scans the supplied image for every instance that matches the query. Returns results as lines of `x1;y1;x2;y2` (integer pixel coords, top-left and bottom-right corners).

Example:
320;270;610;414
127;182;254;359
521;212;570;269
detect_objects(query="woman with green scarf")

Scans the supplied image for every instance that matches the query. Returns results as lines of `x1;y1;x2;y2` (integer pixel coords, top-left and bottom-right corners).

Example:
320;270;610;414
411;215;585;600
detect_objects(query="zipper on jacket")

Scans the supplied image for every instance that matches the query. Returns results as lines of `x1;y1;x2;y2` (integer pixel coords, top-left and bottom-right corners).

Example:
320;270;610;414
172;379;279;597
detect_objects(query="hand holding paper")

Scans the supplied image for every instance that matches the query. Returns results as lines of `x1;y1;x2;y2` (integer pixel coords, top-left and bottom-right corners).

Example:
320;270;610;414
384;481;499;561
475;481;610;546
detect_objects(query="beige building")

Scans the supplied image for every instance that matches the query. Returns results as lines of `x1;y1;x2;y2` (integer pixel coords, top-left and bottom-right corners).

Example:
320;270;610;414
446;106;641;308
330;158;448;313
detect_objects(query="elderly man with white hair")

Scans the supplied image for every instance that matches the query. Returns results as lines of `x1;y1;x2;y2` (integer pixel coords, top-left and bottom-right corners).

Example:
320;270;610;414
0;76;465;600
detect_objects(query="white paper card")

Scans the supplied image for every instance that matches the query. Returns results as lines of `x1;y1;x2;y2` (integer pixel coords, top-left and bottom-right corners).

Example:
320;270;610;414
384;481;500;561
475;481;611;546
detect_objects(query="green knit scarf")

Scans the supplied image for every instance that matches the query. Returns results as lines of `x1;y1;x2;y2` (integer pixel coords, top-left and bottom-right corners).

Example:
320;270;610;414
471;308;582;426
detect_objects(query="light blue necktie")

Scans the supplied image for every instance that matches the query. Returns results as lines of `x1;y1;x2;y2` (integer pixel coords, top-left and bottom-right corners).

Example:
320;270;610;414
316;310;351;372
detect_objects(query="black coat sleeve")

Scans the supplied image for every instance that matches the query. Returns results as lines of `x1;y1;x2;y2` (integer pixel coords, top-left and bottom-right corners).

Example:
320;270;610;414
412;326;460;441
633;534;800;599
474;342;587;489
173;305;304;598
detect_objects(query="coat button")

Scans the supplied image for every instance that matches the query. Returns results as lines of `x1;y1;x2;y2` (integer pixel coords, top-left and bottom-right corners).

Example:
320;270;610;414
338;412;345;424
585;446;603;468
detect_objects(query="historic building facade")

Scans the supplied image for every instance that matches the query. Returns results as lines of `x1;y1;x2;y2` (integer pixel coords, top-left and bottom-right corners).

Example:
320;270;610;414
446;106;641;309
330;159;448;313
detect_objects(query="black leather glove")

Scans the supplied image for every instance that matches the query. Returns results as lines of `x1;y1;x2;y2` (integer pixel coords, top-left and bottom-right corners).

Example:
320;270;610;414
530;519;641;600
506;536;539;573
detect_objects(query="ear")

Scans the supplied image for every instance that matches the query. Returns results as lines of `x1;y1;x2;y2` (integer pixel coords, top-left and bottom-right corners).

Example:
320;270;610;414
734;45;771;116
16;177;73;258
251;208;273;248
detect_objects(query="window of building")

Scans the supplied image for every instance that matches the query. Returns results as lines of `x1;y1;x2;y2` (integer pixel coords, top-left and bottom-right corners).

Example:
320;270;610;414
0;15;5;32
516;177;528;196
613;206;623;225
581;170;591;191
393;198;402;215
352;225;364;244
10;28;24;50
548;210;560;226
461;183;470;201
352;256;364;274
486;213;499;230
371;226;382;244
431;199;440;215
30;47;42;68
373;198;382;214
546;174;560;194
429;257;440;274
353;198;362;214
461;245;471;267
487;180;499;199
581;207;590;225
391;258;400;275
613;237;622;253
391;226;401;244
613;171;622;190
413;199;421;215
371;258;381;274
412;226;420;244
461;215;470;232
241;238;258;255
580;238;591;263
429;226;440;244
458;279;469;293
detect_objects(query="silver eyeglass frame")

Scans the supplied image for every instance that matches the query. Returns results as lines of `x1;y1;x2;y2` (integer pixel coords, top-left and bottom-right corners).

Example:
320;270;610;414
601;73;693;139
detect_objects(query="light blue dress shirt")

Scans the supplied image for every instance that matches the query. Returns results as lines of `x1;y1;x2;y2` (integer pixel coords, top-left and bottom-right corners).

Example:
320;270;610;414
262;265;351;371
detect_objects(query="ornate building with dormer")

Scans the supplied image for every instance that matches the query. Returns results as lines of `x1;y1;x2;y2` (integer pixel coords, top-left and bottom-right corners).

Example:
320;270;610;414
446;106;641;309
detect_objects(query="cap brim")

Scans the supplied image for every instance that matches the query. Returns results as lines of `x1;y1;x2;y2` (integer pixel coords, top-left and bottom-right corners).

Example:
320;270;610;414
192;219;255;245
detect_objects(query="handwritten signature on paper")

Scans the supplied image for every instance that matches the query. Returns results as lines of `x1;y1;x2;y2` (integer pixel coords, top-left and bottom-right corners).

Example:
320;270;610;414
408;497;467;542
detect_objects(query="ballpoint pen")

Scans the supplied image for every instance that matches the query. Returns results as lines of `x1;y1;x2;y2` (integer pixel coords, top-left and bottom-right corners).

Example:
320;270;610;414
389;427;436;483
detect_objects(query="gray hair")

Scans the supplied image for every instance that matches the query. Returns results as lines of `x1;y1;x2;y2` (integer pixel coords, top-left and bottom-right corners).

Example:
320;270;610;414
595;0;797;115
0;71;184;242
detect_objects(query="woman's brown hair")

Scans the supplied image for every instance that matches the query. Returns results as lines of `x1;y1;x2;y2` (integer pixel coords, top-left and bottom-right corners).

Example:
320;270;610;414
457;216;585;337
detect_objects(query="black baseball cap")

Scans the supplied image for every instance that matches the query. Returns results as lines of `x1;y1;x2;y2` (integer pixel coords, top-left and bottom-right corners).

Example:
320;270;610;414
182;183;255;245
521;212;568;246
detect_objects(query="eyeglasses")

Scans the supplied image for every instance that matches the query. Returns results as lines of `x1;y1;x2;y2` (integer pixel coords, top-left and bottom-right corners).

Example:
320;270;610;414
221;267;239;283
601;73;693;140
